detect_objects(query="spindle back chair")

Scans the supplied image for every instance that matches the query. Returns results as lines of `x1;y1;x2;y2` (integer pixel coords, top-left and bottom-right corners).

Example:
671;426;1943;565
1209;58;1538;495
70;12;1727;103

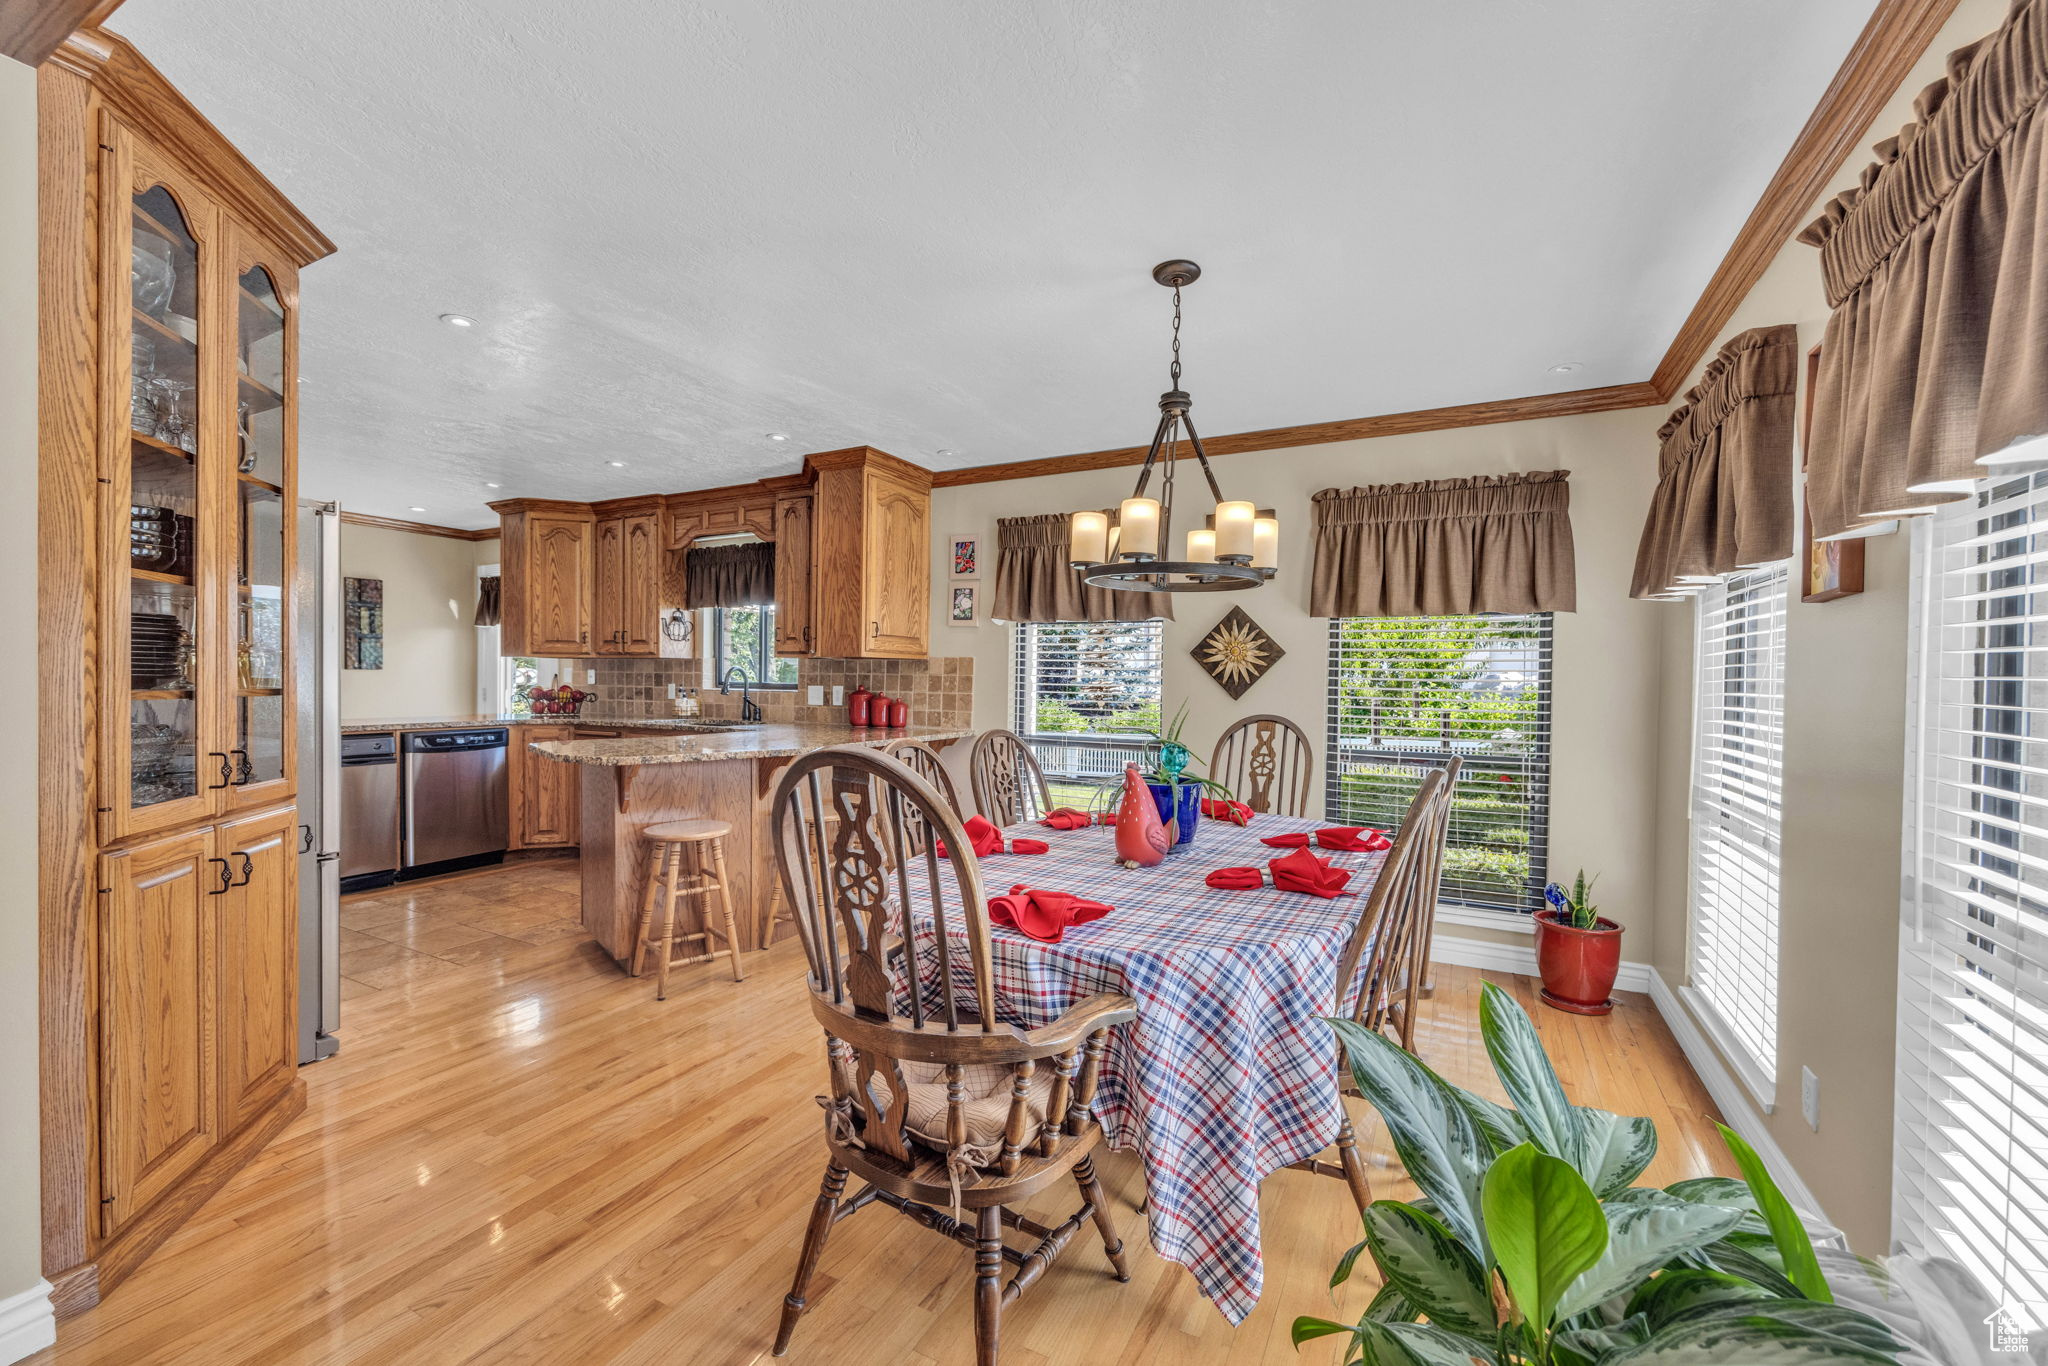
768;746;1135;1366
882;736;962;815
968;728;1052;826
1209;714;1315;817
1296;759;1460;1213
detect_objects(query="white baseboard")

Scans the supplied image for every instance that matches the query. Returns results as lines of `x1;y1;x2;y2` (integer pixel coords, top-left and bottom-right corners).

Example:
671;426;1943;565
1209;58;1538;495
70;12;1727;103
0;1279;54;1364
1430;928;1652;995
1646;968;1827;1221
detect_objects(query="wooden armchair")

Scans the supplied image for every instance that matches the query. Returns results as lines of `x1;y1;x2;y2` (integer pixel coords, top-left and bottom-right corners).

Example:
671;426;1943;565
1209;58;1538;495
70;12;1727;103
1296;759;1459;1213
1209;714;1315;816
769;746;1134;1366
968;728;1052;825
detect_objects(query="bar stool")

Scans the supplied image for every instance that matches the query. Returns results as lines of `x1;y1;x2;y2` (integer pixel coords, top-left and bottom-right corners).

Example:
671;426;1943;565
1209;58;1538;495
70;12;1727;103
632;819;746;999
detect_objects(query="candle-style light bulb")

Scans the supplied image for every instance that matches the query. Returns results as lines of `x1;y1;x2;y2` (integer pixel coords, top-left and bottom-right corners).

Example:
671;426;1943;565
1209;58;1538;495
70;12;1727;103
1118;497;1161;558
1251;516;1280;570
1214;500;1256;560
1069;510;1109;564
1185;528;1216;564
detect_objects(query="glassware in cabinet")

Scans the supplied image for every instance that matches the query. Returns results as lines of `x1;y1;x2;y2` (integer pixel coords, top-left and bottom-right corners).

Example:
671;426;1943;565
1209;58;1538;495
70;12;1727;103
231;262;291;792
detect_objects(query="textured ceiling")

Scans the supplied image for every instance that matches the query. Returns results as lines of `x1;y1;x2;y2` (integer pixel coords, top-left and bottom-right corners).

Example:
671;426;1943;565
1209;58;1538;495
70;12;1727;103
113;0;1874;529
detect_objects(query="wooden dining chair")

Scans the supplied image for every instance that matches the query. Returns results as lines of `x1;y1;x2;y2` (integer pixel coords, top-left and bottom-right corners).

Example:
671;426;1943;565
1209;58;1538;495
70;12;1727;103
1295;759;1459;1214
882;736;962;813
1209;715;1315;816
968;728;1052;826
768;746;1136;1366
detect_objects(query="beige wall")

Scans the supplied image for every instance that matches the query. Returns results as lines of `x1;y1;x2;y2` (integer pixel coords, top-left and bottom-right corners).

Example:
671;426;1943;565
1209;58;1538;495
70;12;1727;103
338;524;484;720
2;51;48;1333
1642;0;2008;1253
928;406;1669;960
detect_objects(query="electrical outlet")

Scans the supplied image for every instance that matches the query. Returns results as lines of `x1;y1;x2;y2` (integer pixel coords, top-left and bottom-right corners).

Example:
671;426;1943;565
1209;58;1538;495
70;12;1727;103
666;683;677;700
584;668;595;684
1800;1066;1820;1131
807;685;825;706
832;685;845;705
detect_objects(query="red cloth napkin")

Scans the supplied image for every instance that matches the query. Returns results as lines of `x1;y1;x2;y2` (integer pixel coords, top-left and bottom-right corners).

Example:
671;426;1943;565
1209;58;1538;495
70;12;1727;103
1267;847;1355;898
987;885;1112;942
1201;798;1255;826
1205;866;1264;890
1008;837;1050;855
935;815;1005;858
1040;807;1094;830
1317;826;1391;852
1259;831;1312;849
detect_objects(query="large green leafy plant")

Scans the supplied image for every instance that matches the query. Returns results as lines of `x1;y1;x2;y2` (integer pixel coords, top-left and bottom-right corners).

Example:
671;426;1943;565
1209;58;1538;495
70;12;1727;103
1294;984;1990;1365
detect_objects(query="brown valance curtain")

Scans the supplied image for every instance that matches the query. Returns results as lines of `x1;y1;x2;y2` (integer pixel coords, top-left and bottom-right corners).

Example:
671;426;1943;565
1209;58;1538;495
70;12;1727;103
1797;0;2048;539
684;541;775;609
1630;324;1798;600
991;513;1175;623
472;575;502;627
1309;471;1575;618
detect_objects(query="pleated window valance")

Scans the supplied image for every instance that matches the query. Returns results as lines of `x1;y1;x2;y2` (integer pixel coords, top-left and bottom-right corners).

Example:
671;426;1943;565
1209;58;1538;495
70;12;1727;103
1308;471;1576;618
991;513;1175;623
472;574;502;627
684;540;775;609
1797;0;2048;539
1630;324;1798;600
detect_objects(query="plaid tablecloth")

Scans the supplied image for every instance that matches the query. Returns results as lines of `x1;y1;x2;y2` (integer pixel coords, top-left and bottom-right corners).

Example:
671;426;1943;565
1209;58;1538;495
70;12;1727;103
902;812;1383;1324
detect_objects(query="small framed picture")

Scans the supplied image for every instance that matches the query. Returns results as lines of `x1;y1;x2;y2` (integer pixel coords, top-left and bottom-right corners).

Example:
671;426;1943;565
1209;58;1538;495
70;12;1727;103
949;584;978;625
947;531;980;580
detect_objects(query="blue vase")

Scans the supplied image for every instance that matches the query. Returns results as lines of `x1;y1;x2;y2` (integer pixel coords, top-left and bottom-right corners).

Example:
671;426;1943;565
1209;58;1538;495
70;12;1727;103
1147;782;1201;848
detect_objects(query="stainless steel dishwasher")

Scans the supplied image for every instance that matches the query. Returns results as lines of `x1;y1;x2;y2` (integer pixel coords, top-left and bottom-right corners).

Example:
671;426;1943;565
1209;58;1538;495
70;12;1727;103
339;732;400;894
400;728;508;879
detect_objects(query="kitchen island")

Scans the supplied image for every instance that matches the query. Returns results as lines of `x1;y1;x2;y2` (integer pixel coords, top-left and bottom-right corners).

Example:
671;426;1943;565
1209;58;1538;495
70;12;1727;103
533;722;973;967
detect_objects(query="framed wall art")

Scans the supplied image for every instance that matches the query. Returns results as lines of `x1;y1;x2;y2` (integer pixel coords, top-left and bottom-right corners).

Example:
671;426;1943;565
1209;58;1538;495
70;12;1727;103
343;575;384;669
949;583;979;626
947;530;981;580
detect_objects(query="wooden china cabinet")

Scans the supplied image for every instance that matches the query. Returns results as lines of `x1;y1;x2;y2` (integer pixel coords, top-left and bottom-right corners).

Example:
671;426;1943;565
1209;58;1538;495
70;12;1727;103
38;30;334;1313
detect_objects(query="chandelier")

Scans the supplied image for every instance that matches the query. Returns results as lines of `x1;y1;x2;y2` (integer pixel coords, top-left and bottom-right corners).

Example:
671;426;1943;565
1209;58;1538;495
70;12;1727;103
1068;260;1277;592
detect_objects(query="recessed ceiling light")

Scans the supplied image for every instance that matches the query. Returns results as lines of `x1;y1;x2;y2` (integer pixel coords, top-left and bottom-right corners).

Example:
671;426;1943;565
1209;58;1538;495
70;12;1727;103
484;482;501;489
765;432;791;443
439;313;475;328
605;460;627;467
1547;361;1583;375
408;506;427;512
936;449;957;458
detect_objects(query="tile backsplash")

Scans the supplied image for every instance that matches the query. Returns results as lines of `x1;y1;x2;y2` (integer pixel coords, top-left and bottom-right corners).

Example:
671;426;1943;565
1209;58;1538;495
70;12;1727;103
569;655;974;728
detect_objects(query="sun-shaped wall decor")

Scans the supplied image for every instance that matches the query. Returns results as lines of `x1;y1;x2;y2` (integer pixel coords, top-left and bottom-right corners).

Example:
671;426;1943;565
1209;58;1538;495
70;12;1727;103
1193;606;1285;700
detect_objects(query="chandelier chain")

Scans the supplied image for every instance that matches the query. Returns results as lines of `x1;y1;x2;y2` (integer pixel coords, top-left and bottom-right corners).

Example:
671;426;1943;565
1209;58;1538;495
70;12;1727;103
1169;284;1182;388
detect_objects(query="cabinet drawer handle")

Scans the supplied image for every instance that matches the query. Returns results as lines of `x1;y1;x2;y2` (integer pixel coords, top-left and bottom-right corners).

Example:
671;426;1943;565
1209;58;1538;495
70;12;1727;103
228;851;254;888
871;621;879;638
208;857;232;895
299;823;314;854
207;752;232;790
229;748;253;785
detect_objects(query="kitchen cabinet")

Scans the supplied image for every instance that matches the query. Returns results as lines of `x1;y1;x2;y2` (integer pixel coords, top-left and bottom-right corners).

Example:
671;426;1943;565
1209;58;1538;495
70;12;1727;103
509;724;579;849
772;491;815;657
42;29;332;1310
810;447;933;658
496;502;596;656
592;502;668;655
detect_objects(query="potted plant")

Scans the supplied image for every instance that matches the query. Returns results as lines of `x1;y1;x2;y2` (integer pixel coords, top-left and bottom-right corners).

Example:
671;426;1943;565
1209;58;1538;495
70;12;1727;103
1296;987;1997;1366
1534;869;1623;1016
1118;703;1231;849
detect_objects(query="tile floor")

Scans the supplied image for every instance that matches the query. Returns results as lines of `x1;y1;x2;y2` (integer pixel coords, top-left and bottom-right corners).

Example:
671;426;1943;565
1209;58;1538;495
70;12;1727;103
338;857;590;995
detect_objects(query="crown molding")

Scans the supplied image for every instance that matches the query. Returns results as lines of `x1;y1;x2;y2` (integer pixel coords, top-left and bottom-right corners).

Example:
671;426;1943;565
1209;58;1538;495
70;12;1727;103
0;0;120;66
340;511;496;541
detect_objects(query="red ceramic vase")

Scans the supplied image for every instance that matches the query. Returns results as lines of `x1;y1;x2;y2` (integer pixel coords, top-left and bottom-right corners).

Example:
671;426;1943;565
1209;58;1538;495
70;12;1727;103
1533;909;1624;1015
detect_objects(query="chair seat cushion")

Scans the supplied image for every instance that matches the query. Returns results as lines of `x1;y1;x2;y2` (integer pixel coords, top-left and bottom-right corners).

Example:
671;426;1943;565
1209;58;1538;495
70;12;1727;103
838;1054;1058;1169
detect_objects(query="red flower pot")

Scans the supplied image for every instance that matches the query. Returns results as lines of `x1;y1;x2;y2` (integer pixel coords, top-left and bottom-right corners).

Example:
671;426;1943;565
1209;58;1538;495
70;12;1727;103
1533;909;1624;1016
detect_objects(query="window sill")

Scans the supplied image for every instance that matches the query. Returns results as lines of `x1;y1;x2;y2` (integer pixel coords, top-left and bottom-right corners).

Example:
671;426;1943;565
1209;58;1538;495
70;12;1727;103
1678;985;1778;1114
1434;904;1535;935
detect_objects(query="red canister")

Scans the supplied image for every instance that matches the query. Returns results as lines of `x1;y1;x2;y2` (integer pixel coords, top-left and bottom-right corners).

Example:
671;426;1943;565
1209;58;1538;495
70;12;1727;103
848;685;872;727
869;695;891;728
888;699;909;728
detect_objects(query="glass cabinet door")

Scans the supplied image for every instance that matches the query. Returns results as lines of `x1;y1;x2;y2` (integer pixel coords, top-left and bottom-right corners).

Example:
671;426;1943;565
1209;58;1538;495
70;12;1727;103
230;258;292;799
119;171;218;833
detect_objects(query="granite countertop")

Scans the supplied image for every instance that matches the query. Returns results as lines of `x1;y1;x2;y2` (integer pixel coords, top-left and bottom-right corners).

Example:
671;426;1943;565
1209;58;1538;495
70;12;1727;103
339;715;724;735
531;722;976;766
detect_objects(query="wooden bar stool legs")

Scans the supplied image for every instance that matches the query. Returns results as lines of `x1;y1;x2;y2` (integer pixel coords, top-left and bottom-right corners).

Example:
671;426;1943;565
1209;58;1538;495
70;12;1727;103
630;819;746;999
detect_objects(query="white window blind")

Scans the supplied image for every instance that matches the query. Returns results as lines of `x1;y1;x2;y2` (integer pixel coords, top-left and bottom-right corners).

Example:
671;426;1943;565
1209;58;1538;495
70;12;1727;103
1325;615;1552;912
1013;620;1164;803
1687;564;1789;1097
1901;475;2048;1328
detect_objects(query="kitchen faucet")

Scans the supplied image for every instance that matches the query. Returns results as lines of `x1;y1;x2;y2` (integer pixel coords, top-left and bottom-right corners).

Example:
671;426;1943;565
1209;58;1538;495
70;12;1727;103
719;664;764;724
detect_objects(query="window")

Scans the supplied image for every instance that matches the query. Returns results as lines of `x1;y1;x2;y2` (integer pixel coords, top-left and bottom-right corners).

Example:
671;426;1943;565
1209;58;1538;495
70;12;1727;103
502;656;539;715
1013;620;1164;806
1901;475;2048;1326
1687;564;1789;1097
1326;614;1552;912
713;606;798;687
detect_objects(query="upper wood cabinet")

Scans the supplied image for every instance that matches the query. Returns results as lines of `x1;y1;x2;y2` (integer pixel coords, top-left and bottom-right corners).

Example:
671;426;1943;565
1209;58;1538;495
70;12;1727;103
772;491;816;657
593;502;668;656
494;502;596;656
810;448;933;659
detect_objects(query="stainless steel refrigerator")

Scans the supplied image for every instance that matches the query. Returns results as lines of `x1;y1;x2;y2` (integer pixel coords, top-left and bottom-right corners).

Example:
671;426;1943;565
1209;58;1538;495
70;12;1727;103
295;499;342;1062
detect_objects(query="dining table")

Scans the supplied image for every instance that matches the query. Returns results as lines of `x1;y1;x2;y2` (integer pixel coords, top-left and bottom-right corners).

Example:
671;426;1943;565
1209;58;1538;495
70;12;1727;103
900;809;1388;1325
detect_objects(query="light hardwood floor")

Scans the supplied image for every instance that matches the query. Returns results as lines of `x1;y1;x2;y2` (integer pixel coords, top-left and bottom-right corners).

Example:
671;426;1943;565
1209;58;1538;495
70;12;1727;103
29;859;1732;1365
